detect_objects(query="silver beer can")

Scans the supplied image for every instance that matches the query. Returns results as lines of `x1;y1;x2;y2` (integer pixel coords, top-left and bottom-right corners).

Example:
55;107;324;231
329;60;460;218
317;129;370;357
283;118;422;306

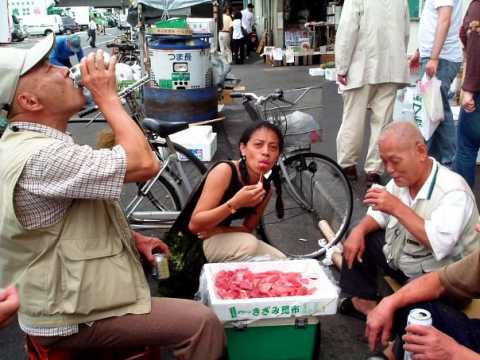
404;308;432;360
152;253;170;280
68;54;111;87
69;63;83;87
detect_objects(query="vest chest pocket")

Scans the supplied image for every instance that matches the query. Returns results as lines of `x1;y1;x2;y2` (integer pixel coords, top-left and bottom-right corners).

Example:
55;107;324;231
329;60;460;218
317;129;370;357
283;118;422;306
57;240;138;315
403;237;431;258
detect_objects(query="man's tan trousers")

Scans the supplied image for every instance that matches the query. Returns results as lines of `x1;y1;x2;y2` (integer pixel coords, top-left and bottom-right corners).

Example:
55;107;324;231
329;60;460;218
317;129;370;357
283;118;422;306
336;83;398;174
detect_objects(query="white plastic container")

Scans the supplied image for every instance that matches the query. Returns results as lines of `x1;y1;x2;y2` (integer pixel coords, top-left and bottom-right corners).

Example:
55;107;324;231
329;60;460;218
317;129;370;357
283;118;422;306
203;259;339;322
308;68;325;77
170;126;217;161
324;68;337;81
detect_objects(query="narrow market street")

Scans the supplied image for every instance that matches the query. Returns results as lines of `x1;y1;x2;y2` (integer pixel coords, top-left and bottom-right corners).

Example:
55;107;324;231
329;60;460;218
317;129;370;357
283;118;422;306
2;29;480;360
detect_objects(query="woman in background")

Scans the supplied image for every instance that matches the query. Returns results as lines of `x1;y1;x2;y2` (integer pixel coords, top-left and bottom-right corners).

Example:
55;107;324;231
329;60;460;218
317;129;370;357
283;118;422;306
219;6;233;64
454;0;480;187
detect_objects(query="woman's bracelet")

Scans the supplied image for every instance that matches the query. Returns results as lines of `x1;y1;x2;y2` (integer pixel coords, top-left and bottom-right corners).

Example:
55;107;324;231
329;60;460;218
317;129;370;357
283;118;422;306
226;200;237;214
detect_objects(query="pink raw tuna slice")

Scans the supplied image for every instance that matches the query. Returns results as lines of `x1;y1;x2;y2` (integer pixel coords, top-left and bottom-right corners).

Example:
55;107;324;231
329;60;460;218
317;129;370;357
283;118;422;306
214;268;315;300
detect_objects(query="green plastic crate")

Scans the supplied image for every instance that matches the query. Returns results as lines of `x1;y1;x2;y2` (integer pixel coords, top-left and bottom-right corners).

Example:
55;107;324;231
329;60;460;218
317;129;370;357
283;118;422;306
225;317;320;360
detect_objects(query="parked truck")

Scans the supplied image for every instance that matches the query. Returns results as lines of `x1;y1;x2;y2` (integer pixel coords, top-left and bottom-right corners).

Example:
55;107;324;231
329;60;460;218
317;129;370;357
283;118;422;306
67;6;90;31
0;0;12;43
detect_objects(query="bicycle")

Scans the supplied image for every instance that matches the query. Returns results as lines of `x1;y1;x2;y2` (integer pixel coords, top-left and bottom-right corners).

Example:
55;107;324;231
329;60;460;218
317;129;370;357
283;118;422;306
230;86;353;258
106;32;140;66
73;75;207;231
106;42;140;66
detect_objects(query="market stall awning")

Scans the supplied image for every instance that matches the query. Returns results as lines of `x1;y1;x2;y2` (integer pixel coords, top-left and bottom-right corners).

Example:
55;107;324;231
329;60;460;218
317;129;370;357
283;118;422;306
56;0;129;8
136;0;211;11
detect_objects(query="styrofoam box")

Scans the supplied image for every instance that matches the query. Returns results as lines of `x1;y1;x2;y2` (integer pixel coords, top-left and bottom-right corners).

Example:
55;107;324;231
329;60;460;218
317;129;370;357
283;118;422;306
324;68;337;81
170;126;217;161
204;259;339;322
171;125;213;139
308;68;325;77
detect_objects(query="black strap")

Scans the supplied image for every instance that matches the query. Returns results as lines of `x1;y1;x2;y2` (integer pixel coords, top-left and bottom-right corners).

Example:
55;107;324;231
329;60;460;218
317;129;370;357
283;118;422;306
169;161;235;236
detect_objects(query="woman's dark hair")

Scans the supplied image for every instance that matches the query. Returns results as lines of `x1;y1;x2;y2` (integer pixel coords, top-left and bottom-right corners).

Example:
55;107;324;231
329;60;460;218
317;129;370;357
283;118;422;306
233;10;242;20
238;121;285;218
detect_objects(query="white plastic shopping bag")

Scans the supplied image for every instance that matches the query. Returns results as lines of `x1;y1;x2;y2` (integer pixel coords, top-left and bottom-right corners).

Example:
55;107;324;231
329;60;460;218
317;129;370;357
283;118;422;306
393;86;415;122
420;74;444;123
413;82;439;141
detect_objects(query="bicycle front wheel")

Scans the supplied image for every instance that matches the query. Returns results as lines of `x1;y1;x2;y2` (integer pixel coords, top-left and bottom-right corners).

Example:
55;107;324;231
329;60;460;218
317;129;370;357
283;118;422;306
260;152;353;258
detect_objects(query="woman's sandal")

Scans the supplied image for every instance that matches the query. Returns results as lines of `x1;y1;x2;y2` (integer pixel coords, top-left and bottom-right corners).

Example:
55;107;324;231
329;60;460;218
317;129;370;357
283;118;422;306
338;297;367;321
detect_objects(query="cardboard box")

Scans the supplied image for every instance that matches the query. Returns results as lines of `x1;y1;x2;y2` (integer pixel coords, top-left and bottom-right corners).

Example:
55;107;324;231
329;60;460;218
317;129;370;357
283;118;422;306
170;126;217;161
204;259;339;322
219;86;246;105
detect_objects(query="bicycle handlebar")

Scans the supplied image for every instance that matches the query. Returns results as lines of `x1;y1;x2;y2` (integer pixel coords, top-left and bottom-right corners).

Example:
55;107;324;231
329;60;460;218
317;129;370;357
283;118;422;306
230;91;292;105
78;106;99;118
230;85;323;107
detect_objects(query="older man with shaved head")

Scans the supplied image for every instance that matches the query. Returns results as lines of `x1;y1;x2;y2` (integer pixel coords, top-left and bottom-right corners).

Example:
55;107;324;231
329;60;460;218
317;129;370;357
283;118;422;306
338;122;480;322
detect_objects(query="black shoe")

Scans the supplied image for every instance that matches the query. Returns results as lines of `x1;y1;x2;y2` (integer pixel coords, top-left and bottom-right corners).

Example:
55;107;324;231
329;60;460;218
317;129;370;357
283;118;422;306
342;165;358;181
338;297;366;321
366;172;382;188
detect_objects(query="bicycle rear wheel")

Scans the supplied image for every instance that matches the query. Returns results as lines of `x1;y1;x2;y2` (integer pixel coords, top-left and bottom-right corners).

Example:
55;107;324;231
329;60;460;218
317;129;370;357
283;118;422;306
260;152;353;258
149;142;207;207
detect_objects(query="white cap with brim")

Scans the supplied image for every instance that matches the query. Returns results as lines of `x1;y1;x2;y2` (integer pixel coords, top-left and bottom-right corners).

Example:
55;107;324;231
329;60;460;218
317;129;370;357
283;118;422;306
0;33;55;115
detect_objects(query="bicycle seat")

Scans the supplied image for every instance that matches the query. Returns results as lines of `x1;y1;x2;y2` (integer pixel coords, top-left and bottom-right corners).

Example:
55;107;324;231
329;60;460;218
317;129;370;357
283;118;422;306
142;118;189;137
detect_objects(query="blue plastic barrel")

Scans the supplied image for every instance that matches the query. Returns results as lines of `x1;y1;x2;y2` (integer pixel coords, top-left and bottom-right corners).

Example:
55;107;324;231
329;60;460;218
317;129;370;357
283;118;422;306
145;34;217;123
144;86;218;123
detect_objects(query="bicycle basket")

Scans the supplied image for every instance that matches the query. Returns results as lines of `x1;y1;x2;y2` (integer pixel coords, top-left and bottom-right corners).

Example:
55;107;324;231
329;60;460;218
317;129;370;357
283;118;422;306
276;111;320;150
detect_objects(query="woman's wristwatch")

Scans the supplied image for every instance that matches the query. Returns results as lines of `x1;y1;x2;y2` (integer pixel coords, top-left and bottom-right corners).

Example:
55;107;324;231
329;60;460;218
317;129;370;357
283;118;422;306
226;200;237;214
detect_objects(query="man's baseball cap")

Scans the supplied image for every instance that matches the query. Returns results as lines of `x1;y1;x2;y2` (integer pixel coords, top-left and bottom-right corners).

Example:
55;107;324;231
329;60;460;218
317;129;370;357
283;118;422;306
0;33;55;114
68;34;82;52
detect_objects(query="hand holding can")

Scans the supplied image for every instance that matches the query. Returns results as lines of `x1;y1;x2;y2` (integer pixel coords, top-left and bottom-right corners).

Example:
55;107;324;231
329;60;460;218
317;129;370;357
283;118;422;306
152;253;170;280
404;308;432;360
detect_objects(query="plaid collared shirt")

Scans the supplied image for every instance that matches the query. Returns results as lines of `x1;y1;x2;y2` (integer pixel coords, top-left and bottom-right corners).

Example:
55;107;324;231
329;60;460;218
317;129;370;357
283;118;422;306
10;122;127;337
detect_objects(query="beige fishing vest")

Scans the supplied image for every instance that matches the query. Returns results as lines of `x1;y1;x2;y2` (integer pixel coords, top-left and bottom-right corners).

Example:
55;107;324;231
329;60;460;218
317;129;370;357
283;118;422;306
0;128;151;328
383;164;480;278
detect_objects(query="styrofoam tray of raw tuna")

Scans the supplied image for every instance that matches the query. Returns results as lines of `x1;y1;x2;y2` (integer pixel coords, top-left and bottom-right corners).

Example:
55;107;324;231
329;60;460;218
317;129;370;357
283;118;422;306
204;259;339;322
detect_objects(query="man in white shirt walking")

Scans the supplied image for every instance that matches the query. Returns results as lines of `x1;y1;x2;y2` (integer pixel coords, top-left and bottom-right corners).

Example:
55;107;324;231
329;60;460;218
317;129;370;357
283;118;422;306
88;17;97;48
335;0;410;187
241;3;255;58
338;122;479;320
410;0;463;167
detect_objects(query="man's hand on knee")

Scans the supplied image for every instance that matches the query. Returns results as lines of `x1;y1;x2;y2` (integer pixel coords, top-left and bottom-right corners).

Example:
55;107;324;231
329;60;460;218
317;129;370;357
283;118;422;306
0;285;19;328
